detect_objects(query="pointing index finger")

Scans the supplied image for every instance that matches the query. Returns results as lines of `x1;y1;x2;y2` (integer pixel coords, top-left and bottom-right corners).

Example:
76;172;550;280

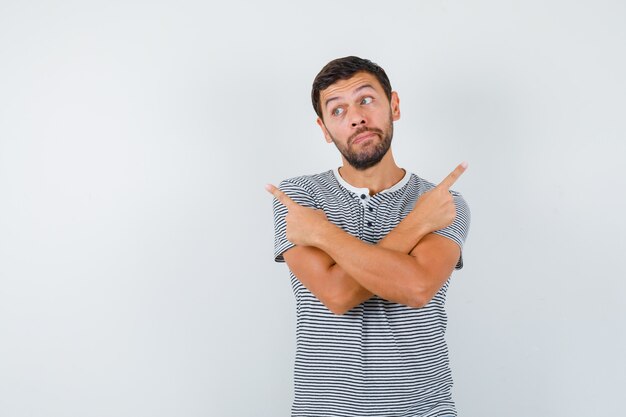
438;162;468;190
265;183;296;208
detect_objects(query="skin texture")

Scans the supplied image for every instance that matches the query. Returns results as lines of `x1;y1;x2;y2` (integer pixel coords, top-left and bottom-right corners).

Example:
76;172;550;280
267;72;466;314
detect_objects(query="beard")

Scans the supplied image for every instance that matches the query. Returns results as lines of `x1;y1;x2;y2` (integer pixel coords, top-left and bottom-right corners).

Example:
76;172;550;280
330;116;394;171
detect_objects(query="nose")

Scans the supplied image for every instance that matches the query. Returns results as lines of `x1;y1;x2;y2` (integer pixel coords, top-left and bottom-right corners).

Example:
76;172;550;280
350;108;367;127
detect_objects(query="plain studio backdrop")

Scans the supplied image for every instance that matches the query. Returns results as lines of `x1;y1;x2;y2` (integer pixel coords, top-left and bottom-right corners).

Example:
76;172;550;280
1;1;625;416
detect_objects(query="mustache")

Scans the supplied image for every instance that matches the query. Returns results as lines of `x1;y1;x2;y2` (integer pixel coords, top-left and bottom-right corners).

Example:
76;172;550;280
348;127;384;145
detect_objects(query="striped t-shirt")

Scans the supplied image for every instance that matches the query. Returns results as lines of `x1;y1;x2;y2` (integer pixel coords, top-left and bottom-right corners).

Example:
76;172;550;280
273;168;470;417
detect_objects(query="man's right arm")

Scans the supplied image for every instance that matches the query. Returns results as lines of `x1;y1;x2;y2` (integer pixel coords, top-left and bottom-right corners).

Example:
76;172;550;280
284;247;370;315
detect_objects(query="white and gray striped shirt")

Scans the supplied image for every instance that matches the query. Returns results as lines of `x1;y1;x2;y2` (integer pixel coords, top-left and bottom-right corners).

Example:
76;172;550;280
273;168;470;417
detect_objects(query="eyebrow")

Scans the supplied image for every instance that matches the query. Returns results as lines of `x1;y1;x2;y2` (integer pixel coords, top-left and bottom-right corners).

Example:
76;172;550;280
324;84;376;109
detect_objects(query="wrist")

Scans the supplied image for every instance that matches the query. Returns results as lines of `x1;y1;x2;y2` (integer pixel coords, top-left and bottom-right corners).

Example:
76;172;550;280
405;210;432;238
310;219;338;249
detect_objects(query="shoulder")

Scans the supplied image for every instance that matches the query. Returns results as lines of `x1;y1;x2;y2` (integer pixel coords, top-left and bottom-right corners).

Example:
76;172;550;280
280;170;335;188
403;172;437;196
278;170;339;200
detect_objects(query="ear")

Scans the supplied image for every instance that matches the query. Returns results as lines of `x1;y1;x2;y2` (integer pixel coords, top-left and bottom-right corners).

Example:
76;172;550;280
390;91;401;121
316;117;333;144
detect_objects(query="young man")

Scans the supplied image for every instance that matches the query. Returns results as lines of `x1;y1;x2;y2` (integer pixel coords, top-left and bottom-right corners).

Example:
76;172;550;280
266;56;470;417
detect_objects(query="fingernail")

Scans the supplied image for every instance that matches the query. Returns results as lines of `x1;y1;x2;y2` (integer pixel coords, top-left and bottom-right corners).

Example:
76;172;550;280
461;161;468;169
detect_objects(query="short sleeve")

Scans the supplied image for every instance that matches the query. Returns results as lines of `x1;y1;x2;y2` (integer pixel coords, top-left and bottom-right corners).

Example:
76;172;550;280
273;179;318;263
433;191;471;270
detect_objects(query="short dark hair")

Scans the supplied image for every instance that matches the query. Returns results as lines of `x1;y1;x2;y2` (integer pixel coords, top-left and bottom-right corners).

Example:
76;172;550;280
311;56;392;119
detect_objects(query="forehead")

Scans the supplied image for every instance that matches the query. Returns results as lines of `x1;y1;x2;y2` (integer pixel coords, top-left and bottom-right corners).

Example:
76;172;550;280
319;72;384;103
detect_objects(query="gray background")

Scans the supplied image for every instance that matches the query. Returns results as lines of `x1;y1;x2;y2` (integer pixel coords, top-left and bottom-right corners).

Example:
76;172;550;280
1;1;625;416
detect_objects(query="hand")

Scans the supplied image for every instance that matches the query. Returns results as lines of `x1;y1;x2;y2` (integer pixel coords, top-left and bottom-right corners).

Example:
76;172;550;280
410;162;467;234
266;184;329;247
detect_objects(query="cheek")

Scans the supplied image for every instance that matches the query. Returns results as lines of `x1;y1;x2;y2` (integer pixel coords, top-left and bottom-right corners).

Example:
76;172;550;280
325;122;343;138
322;125;338;143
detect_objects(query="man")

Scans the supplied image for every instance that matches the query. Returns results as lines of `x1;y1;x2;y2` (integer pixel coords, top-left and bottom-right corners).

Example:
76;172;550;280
266;56;470;417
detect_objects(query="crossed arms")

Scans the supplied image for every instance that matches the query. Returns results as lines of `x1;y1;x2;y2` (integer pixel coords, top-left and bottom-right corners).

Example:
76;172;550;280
267;163;467;315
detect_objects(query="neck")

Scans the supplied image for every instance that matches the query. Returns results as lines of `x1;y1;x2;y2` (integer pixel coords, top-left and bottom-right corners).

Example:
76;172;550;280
338;149;405;195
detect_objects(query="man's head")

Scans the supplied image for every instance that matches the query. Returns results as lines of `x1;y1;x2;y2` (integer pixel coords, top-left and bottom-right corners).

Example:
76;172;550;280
312;56;400;171
311;56;392;120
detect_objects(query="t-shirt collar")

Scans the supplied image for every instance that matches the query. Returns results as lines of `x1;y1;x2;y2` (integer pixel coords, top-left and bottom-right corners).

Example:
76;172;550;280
332;167;410;200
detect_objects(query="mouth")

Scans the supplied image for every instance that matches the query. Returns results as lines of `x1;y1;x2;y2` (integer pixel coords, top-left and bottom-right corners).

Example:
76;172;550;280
351;131;379;146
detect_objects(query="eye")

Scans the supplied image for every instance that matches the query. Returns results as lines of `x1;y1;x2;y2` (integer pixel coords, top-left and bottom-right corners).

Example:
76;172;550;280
361;96;373;105
332;107;345;117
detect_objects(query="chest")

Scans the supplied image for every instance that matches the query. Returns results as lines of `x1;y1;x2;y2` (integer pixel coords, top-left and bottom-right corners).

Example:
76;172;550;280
316;188;421;244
